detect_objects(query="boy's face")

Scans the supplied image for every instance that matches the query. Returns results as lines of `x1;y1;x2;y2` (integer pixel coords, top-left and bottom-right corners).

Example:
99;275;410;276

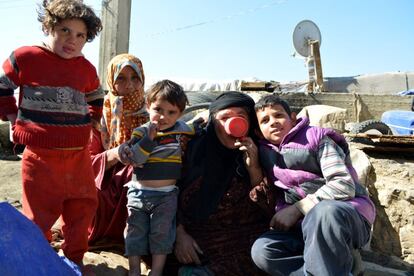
146;98;182;131
46;18;87;59
256;104;296;145
114;66;143;96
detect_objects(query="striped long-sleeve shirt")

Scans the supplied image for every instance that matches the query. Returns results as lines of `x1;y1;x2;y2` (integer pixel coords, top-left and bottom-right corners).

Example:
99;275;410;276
301;136;356;205
128;120;198;181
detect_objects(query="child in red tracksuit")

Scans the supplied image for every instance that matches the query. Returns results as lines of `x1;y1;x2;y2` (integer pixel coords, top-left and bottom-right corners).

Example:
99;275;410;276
0;0;103;265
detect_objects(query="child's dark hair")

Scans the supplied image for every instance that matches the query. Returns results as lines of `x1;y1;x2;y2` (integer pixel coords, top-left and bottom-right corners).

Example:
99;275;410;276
38;0;102;42
146;80;188;112
255;94;292;116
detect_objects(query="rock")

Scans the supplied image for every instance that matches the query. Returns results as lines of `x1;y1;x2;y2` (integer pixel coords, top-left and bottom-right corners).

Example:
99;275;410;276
82;251;130;276
297;104;349;133
0;120;12;150
364;260;412;275
366;151;414;269
400;226;414;263
83;251;150;276
0;120;13;156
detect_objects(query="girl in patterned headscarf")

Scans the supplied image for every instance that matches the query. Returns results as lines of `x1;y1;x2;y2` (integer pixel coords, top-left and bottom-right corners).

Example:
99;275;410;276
101;54;148;149
87;54;149;246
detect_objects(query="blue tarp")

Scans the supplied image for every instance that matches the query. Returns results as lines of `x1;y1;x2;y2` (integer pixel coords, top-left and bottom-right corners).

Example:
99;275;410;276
0;202;81;276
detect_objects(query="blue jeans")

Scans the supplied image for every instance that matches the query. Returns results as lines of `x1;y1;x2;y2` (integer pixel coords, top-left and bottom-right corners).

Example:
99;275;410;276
125;188;178;256
251;200;371;276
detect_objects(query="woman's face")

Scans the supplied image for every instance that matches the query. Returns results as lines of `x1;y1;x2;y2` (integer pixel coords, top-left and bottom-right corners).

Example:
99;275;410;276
114;66;143;96
213;106;249;149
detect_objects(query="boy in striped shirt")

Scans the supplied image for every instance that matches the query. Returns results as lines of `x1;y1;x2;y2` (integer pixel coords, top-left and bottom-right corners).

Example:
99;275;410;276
119;80;201;276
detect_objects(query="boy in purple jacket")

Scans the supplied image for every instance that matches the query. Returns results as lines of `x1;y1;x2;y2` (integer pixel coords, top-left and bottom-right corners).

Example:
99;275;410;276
251;94;375;276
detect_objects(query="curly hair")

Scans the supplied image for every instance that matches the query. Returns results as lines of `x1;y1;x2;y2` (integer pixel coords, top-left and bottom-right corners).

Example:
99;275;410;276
37;0;102;42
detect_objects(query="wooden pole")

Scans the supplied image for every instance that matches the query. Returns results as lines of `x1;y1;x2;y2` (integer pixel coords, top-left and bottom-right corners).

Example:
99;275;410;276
98;0;132;91
306;54;315;93
311;40;325;92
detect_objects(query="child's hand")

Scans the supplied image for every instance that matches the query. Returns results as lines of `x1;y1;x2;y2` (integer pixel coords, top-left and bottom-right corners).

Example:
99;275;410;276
118;143;133;164
148;121;159;140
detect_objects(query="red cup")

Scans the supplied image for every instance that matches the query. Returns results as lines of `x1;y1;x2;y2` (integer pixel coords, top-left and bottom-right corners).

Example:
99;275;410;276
224;117;248;138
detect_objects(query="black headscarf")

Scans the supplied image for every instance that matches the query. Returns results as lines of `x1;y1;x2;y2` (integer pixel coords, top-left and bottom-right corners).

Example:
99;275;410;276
179;92;257;221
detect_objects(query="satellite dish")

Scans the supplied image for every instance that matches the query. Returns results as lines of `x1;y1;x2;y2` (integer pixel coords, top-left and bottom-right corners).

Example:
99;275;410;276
293;20;321;57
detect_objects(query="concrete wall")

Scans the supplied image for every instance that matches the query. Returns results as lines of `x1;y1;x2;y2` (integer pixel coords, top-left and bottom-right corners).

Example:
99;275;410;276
279;92;413;122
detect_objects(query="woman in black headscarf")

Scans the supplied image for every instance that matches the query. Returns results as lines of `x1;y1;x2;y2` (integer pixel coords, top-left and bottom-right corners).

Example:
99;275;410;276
165;92;274;275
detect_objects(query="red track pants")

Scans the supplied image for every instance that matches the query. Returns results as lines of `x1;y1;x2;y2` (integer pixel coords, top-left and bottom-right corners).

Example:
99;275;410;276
21;146;97;264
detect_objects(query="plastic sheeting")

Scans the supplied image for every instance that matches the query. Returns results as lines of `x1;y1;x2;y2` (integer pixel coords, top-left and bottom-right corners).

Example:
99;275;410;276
146;71;414;95
323;72;414;95
0;202;81;276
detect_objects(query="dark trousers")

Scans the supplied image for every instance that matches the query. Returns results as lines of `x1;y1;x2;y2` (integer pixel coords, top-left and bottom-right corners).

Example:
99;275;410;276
251;200;371;276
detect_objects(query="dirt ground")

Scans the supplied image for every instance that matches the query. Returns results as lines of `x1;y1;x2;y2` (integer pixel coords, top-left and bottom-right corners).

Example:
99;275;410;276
1;147;414;275
0;156;22;209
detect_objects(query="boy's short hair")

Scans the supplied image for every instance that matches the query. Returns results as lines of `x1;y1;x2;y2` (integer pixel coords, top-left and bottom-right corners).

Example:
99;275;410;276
37;0;102;42
255;94;292;116
146;80;188;112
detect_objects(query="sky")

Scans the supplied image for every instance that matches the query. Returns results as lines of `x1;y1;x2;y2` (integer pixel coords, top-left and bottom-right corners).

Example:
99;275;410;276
0;0;413;84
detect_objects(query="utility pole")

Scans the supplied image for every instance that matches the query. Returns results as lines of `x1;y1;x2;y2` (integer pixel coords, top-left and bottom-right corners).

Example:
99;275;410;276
98;0;132;90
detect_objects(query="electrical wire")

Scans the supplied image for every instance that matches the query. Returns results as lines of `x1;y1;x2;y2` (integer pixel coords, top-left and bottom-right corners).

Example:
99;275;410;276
142;0;287;39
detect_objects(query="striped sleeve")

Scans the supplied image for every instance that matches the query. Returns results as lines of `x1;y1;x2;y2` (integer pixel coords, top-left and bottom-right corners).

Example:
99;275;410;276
130;134;157;164
85;75;104;121
0;52;19;118
131;126;146;139
295;136;356;214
